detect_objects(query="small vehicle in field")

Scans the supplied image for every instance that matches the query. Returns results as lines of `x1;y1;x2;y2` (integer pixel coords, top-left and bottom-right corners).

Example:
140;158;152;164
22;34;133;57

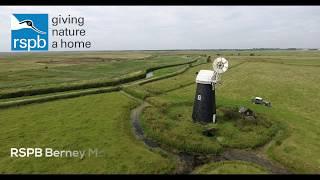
251;97;272;107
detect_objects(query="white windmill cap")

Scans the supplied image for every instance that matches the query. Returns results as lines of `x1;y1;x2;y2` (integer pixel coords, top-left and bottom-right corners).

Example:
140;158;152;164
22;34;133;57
196;70;215;84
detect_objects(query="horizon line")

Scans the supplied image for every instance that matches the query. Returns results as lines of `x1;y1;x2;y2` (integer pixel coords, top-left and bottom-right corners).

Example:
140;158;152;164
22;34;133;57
1;47;320;53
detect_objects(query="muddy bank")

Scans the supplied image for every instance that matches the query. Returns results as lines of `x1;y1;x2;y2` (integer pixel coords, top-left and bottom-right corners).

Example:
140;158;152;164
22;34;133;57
130;101;291;174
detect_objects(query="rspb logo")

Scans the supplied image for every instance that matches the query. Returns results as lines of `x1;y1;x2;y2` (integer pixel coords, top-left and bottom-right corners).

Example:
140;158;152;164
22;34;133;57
11;14;48;51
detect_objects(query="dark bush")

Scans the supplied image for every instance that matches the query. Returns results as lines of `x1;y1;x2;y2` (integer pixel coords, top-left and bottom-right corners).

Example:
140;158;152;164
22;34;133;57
275;140;282;146
223;107;240;120
206;56;211;63
202;127;217;137
236;119;257;131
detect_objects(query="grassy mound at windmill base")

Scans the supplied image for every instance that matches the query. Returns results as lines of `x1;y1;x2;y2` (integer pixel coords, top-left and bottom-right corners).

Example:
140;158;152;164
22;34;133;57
141;85;279;154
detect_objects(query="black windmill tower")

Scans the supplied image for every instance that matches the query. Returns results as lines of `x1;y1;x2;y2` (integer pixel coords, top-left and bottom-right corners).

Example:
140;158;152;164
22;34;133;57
192;57;229;123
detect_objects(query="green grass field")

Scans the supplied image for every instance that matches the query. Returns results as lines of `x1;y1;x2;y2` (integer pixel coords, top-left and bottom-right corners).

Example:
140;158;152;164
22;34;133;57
0;50;320;173
124;51;320;173
193;161;268;174
0;92;176;173
217;58;320;172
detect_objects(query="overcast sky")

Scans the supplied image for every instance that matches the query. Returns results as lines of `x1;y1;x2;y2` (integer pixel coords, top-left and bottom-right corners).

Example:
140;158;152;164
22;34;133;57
0;6;320;51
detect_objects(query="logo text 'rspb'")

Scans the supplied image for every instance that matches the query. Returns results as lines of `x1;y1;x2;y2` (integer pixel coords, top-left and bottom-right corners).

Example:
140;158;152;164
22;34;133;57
11;14;48;51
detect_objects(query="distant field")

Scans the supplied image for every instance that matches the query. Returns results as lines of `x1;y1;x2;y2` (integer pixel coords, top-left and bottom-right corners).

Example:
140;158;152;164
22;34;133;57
0;53;196;94
0;50;319;173
156;49;320;57
0;52;153;72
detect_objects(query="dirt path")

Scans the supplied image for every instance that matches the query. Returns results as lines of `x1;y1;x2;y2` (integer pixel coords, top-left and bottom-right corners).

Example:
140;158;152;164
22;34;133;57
128;99;292;174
